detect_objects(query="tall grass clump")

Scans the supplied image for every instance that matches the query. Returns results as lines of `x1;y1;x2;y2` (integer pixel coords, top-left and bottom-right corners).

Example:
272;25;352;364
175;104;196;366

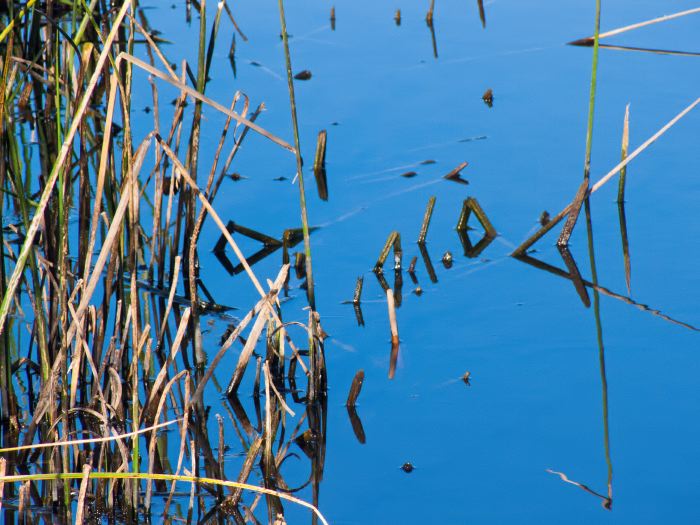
0;2;329;523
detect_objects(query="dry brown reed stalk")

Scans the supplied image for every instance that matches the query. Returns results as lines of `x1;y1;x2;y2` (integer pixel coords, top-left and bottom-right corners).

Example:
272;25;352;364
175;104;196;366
512;97;700;255
66;135;153;345
224;266;290;396
353;275;364;304
313;130;329;200
118;52;294;152
444;161;469;183
0;419;179;454
375;231;402;271
557;180;589;246
145;370;191;512
457;197;496;237
427;0;436;24
387;289;400;379
569;7;700;46
75;463;92;525
265;361;295;416
346;370;365;407
477;0;486;28
228;436;263;506
418;196;437;244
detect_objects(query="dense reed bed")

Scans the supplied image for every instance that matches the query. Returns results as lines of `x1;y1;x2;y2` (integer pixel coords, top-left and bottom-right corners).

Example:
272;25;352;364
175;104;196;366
0;1;327;523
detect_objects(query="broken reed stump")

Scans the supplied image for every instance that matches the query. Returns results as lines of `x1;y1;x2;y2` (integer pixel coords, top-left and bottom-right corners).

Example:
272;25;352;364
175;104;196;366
375;231;402;272
477;0;486;28
418;196;436;244
426;0;435;25
444;161;469;184
387;289;400;379
557;179;589;247
456;197;496;237
353;275;364;304
346;370;365;407
313;130;328;200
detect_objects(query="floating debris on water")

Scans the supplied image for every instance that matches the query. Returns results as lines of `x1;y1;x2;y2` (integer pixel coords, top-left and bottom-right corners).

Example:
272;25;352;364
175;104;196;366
228;173;245;181
401;462;415;473
273;176;288;181
462;371;471;386
444;161;469;184
294;70;312;80
482;88;494;107
401;171;418;178
413;286;423;296
394;9;402;26
442;251;453;268
330;6;336;30
420;159;436;165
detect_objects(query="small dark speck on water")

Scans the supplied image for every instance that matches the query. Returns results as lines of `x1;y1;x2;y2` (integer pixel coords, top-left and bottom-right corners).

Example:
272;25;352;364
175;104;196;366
420;159;436;165
482;88;494;107
273;176;288;181
294;70;312;80
401;462;414;473
413;287;423;296
462;371;471;386
401;171;417;178
250;61;261;67
143;107;151;114
331;121;340;126
228;173;245;181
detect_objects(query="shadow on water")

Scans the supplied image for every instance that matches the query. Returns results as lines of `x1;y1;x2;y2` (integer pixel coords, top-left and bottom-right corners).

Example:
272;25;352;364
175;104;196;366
547;198;613;509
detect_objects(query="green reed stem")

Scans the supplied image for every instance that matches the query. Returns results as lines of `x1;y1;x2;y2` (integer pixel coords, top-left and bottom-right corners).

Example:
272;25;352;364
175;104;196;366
278;0;316;311
583;0;602;181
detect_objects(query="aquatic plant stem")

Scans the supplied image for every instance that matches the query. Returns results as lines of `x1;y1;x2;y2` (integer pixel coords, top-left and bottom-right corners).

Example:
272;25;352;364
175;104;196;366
278;0;316;311
0;0;132;337
583;0;602;181
511;97;700;255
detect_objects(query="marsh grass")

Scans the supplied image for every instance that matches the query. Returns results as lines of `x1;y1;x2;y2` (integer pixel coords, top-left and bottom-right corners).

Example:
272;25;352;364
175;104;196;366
0;2;329;522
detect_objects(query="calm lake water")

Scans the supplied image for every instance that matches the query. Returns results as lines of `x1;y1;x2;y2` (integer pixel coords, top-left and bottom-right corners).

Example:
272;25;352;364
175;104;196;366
136;1;700;523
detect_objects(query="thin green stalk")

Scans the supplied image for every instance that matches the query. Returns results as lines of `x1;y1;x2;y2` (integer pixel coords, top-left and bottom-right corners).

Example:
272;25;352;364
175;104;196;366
583;0;602;181
278;0;316;311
